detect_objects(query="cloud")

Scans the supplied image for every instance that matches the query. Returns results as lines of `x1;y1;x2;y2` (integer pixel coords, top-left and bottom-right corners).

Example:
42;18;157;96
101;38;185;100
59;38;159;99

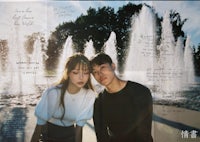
1;1;199;46
152;1;200;46
68;1;86;14
0;1;58;39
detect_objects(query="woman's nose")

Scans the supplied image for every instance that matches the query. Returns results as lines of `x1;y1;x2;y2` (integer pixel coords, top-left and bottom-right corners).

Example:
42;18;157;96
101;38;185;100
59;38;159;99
79;73;83;79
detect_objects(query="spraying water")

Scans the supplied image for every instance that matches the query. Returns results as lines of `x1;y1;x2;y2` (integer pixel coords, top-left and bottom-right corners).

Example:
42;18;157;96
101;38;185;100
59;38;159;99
56;36;74;80
184;36;195;84
156;11;177;93
124;5;196;97
84;39;95;59
124;5;157;85
0;4;196;103
104;31;118;71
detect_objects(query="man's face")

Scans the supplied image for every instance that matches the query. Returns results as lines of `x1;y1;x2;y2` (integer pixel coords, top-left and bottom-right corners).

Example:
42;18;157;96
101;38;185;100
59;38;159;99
92;63;115;86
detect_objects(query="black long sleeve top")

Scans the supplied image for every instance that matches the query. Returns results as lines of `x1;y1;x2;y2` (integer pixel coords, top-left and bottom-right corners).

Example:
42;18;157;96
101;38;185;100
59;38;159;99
93;81;153;142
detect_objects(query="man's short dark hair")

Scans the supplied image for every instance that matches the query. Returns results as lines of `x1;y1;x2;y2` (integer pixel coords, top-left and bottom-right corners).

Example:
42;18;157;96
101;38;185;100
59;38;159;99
90;52;113;67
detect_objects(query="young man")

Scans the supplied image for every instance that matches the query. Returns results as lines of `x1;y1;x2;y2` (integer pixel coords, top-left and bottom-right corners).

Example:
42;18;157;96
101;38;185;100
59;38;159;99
90;53;153;142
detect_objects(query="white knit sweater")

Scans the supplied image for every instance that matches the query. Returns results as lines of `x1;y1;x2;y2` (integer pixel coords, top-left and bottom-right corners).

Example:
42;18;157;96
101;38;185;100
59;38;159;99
35;86;96;127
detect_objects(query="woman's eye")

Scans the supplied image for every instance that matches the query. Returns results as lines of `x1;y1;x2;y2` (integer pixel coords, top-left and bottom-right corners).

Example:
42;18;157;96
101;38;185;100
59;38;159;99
84;72;89;75
72;71;78;74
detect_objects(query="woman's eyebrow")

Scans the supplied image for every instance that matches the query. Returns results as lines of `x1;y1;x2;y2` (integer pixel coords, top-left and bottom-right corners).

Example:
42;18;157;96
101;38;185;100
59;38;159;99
73;68;89;70
92;69;97;72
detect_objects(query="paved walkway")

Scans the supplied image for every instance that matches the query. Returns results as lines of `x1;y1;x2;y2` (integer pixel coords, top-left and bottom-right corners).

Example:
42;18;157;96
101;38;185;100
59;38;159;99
0;106;97;142
0;105;199;142
152;105;200;142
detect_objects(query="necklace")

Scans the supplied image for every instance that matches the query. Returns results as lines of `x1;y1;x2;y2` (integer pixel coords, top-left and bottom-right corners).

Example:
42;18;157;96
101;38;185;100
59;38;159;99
68;93;76;101
67;88;81;102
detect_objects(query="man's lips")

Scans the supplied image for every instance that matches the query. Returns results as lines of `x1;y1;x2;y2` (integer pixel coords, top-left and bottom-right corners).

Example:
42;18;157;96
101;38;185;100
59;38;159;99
100;77;106;83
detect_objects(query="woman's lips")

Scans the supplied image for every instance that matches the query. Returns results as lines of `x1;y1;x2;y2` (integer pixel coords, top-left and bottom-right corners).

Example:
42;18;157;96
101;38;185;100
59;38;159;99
77;82;84;85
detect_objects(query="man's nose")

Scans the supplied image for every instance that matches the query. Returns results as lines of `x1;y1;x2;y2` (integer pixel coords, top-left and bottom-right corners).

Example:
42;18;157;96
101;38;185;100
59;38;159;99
98;70;104;76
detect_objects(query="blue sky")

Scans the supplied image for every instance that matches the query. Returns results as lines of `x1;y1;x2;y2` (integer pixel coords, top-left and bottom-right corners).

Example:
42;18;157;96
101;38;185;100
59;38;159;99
0;0;200;48
47;1;200;48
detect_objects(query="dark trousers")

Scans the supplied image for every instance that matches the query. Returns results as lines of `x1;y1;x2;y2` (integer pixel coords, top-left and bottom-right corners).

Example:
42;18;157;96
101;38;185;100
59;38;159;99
40;122;75;142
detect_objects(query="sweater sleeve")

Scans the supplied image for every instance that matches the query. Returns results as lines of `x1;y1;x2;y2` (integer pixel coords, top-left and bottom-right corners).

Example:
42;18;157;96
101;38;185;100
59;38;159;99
126;84;153;139
35;87;60;125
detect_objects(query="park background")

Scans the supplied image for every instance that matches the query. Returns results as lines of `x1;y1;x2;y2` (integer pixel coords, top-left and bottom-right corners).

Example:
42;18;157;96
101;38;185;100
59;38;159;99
0;1;200;142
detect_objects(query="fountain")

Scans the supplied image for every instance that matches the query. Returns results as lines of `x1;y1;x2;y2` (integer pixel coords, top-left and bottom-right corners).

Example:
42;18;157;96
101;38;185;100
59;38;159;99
0;25;48;97
84;39;95;59
29;34;48;85
56;36;74;80
172;37;184;91
104;31;118;70
124;5;157;86
84;39;105;93
0;4;197;105
3;25;27;95
155;10;179;93
84;31;118;66
184;36;195;84
124;5;196;99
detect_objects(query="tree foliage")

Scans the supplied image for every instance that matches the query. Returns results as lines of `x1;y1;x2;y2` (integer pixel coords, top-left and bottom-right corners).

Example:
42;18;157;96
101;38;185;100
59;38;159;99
194;44;200;75
45;3;199;73
169;10;187;42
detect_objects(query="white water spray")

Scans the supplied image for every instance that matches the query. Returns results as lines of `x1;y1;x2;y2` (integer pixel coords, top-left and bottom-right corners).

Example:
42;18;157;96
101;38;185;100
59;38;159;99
56;36;74;80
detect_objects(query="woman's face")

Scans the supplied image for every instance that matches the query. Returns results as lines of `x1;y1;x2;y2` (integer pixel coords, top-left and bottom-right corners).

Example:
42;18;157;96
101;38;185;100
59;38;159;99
68;63;90;89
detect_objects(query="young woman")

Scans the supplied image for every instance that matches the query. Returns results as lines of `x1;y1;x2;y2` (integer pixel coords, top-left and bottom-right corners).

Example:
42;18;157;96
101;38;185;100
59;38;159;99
31;53;96;142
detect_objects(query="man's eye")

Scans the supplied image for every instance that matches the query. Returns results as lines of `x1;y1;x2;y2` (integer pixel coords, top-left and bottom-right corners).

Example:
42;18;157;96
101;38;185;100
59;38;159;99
92;71;97;74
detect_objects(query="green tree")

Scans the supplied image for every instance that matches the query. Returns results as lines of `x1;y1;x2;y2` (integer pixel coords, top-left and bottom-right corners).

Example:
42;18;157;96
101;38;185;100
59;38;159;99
169;10;187;41
45;3;190;72
46;22;75;70
73;6;116;52
115;3;142;71
194;44;200;75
